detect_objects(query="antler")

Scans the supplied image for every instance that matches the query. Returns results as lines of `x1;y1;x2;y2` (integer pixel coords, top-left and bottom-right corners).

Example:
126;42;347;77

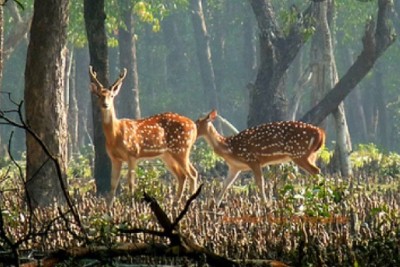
89;65;104;89
110;68;127;89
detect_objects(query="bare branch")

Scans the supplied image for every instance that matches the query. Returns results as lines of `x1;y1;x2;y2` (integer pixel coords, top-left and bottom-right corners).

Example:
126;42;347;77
171;184;203;230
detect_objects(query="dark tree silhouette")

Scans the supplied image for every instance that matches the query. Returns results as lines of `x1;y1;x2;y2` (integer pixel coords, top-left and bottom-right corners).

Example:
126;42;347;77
84;0;111;195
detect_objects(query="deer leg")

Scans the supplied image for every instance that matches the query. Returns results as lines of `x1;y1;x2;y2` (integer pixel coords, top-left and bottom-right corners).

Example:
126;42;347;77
216;167;241;207
107;159;123;208
127;158;137;194
307;151;318;164
162;155;187;202
249;163;267;203
293;158;320;175
171;153;198;195
188;163;198;193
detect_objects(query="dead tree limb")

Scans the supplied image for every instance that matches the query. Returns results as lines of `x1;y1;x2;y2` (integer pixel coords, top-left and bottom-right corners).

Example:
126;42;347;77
19;186;290;267
0;98;88;243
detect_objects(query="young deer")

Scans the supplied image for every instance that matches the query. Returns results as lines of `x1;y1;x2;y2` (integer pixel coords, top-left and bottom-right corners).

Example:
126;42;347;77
196;109;325;206
89;66;198;207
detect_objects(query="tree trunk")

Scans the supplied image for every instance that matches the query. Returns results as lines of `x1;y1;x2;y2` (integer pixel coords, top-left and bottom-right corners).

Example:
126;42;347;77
332;104;353;176
162;12;189;94
301;0;395;126
74;47;91;149
242;3;257;82
345;49;368;143
0;3;3;156
247;0;311;126
84;0;111;196
117;0;141;119
209;1;226;93
372;63;388;148
68;51;79;158
190;0;219;112
0;3;3;91
24;0;69;207
310;0;352;176
3;2;31;62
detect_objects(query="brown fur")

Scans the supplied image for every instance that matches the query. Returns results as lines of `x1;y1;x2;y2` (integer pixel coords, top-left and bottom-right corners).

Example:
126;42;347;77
196;109;325;206
89;67;198;207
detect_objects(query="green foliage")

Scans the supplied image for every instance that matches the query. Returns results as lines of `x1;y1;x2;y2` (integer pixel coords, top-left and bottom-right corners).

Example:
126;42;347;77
0;155;12;172
318;145;332;166
133;160;168;201
280;8;316;39
68;1;86;47
133;1;167;32
190;141;223;172
335;0;376;44
351;143;400;179
87;213;116;246
280;175;347;218
67;154;92;179
0;144;400;266
379;152;400;179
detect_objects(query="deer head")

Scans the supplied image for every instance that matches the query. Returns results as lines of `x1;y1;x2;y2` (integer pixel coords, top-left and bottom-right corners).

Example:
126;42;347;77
89;66;127;110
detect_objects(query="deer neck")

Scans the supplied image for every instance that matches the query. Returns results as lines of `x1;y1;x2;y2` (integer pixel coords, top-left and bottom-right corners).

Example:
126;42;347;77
204;124;231;156
101;107;119;143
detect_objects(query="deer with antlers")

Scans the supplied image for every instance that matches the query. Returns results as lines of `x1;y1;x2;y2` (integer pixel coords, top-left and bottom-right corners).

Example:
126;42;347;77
196;109;325;206
89;66;198;207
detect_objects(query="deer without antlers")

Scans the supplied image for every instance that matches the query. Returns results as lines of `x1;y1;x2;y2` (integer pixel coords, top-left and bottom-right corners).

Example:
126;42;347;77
89;66;198;207
196;109;325;206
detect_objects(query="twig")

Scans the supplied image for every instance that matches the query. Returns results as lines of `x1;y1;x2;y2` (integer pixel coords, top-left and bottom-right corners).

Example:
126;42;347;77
171;184;203;230
142;192;173;232
0;100;89;242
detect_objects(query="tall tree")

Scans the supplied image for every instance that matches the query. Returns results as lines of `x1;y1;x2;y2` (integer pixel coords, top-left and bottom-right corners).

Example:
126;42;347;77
301;0;396;126
117;0;141;119
309;0;352;176
0;2;3;90
190;0;219;112
24;0;69;207
371;63;389;148
84;0;111;195
247;0;313;126
162;10;189;94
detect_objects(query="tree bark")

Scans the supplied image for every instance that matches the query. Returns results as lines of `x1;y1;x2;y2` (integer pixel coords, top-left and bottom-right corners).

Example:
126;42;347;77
190;0;219;112
68;52;79;158
372;63;388;148
247;0;312;126
74;48;91;149
117;0;141;119
301;0;395;126
310;0;352;176
84;0;111;196
344;49;368;143
24;0;69;207
0;3;3;91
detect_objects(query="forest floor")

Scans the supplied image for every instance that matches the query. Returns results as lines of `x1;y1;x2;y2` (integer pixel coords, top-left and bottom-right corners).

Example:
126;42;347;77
1;163;400;266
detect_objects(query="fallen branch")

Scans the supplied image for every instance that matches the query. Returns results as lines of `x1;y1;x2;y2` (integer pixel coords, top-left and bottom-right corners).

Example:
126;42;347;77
17;186;290;267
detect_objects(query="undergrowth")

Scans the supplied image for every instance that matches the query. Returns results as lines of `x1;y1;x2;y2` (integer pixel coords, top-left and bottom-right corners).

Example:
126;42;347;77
0;143;399;266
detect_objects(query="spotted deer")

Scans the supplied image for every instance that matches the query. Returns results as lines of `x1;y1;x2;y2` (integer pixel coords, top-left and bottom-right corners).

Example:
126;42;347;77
89;66;198;207
196;109;325;206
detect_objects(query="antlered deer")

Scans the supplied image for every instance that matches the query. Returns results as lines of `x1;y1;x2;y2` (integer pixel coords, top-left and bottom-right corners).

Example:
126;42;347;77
89;66;198;207
196;109;325;206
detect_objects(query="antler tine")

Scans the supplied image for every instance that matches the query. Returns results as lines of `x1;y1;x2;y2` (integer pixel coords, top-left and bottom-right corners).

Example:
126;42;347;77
89;65;104;88
111;68;127;88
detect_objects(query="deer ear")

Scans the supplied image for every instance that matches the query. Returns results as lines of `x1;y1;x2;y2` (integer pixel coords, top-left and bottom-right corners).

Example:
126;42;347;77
90;82;100;96
110;82;122;97
208;109;218;122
